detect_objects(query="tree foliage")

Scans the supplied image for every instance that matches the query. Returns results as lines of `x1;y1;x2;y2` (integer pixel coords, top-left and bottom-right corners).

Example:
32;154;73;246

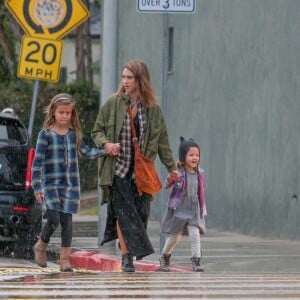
0;3;21;83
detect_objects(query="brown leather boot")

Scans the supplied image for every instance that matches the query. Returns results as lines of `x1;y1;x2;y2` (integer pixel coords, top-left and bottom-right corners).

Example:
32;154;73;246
33;239;48;268
60;247;73;272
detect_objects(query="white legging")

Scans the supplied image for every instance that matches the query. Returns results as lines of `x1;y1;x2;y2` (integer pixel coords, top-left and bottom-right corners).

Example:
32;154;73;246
162;224;201;258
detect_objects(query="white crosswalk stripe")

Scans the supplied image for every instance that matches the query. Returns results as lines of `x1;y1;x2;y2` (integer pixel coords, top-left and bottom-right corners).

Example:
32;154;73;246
1;271;300;299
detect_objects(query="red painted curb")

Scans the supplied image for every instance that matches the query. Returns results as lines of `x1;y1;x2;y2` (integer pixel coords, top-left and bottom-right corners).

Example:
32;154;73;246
70;251;192;272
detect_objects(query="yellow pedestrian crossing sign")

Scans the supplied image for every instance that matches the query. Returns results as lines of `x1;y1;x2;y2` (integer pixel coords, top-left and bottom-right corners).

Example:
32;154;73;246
5;0;89;40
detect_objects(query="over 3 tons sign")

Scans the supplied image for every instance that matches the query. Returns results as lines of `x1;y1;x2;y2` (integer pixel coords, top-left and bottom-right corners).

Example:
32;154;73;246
137;0;195;13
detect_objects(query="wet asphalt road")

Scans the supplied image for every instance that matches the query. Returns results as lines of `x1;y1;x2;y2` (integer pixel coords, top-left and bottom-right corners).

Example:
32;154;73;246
1;227;300;300
0;266;300;299
1;206;300;299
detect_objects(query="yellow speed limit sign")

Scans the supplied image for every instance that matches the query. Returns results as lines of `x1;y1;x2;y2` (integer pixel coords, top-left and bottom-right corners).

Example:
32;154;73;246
18;36;63;82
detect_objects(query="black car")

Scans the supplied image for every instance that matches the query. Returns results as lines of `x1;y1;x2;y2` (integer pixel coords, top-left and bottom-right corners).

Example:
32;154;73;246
0;108;42;258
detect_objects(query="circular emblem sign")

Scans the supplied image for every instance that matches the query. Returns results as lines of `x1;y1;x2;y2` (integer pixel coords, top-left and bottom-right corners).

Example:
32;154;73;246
33;0;67;28
6;0;89;40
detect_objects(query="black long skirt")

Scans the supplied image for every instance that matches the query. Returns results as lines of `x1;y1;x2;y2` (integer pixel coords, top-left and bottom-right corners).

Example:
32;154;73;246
101;176;154;259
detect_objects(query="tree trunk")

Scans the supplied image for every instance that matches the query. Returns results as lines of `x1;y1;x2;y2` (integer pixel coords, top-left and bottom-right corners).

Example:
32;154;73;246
85;16;93;86
0;25;15;77
76;24;86;82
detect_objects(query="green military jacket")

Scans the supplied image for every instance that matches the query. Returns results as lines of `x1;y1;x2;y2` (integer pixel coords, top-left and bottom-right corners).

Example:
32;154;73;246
91;93;176;203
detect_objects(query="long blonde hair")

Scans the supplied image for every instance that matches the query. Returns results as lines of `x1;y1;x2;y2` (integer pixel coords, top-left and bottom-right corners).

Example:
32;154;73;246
43;93;82;152
116;59;158;108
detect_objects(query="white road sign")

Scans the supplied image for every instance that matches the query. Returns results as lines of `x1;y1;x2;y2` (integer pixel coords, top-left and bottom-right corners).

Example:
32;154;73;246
137;0;195;13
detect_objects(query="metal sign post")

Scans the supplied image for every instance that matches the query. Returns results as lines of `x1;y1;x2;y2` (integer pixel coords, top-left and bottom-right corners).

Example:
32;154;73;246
159;12;169;252
28;80;39;137
137;0;196;252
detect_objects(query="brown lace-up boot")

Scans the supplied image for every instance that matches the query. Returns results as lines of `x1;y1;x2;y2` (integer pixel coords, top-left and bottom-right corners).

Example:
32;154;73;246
60;247;73;272
33;238;48;268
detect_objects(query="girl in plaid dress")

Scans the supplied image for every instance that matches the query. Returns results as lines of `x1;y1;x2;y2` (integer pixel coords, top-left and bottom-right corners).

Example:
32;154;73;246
32;93;105;272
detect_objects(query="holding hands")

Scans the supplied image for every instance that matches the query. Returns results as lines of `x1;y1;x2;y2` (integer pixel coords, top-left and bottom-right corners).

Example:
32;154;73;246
166;170;180;188
35;193;44;203
104;142;121;156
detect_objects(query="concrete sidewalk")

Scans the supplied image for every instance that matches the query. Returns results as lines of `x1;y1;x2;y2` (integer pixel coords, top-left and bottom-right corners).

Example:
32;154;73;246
50;190;300;273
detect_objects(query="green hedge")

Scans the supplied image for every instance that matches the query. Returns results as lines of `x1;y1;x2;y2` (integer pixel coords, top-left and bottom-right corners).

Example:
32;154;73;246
0;80;100;191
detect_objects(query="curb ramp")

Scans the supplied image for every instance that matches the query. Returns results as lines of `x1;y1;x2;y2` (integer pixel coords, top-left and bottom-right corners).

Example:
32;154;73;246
70;251;192;272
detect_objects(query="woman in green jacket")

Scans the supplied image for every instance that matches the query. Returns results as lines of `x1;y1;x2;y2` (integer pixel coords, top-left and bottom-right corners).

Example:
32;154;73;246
91;59;179;272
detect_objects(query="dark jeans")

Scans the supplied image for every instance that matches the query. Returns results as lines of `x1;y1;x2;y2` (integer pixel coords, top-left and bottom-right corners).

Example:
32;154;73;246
101;176;154;259
40;209;72;247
